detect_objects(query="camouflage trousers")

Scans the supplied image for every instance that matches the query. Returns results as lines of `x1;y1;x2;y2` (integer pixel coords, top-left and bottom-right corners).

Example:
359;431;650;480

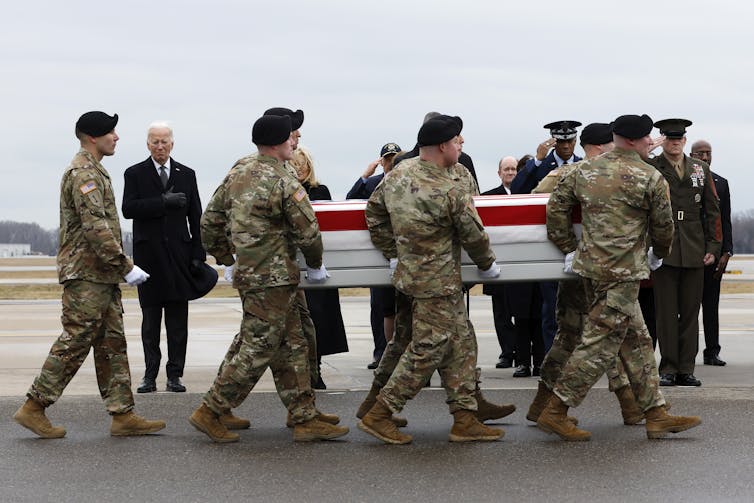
540;278;630;392
553;279;665;411
204;286;316;423
28;280;134;414
380;292;477;414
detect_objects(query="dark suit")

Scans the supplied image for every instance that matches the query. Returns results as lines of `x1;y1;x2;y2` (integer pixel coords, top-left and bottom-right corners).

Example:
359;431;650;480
346;173;384;200
511;150;581;353
650;154;722;375
702;171;733;358
122;157;205;380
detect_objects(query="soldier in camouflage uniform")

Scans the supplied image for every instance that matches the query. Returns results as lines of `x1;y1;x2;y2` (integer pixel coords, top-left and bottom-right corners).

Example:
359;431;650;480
357;115;504;444
527;123;644;427
356;160;516;428
188;114;348;443
538;114;702;441
14;111;166;439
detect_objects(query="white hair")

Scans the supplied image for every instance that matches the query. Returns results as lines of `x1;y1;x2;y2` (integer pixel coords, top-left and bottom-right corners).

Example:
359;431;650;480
147;121;174;139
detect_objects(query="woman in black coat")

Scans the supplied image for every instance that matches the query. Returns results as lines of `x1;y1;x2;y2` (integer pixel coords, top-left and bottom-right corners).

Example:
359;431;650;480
290;146;349;389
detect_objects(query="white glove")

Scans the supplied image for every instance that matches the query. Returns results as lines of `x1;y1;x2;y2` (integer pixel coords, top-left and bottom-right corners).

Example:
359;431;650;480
389;258;398;271
306;264;330;284
478;263;501;279
647;247;663;271
124;265;150;286
563;251;576;274
224;264;234;283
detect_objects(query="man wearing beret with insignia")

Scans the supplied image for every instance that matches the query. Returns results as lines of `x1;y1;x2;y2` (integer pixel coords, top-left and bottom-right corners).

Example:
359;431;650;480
539;114;702;441
191;114;348;443
14;111;166;439
359;115;504;444
650;119;722;388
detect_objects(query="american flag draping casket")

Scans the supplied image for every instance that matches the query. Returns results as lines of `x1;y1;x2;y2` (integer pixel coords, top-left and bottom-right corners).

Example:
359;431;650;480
297;194;581;288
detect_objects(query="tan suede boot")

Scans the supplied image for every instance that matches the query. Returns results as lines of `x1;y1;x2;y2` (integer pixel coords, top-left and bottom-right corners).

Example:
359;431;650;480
357;399;413;445
614;386;644;425
293;418;349;442
645;405;701;439
286;409;341;428
219;411;251;430
474;390;516;423
189;404;239;443
111;411;166;436
526;382;579;425
449;410;504;442
356;384;408;427
537;395;591;441
13;398;66;439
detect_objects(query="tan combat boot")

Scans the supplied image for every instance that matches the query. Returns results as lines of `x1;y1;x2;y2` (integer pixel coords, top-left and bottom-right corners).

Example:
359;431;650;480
189;403;239;443
449;410;504;442
645;405;701;439
474;389;516;423
357;398;413;445
357;385;409;427
614;385;644;425
13;398;66;439
286;409;341;428
111;411;166;436
526;382;579;425
537;395;591;441
219;411;251;430
293;417;349;442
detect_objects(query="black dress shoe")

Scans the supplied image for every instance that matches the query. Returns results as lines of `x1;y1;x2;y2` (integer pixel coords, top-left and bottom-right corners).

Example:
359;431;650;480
312;375;327;390
367;360;379;370
496;356;513;369
512;365;531;378
659;374;676;386
532;365;541;377
137;377;157;393
166;377;186;392
704;354;727;366
676;374;702;387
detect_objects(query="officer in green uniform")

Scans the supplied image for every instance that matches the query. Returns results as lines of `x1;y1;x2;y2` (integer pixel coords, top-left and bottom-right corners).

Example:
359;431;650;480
14;111;166;439
650;119;722;387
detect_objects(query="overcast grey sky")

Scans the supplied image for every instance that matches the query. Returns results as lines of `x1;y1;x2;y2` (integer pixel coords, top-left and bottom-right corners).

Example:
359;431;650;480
1;0;752;230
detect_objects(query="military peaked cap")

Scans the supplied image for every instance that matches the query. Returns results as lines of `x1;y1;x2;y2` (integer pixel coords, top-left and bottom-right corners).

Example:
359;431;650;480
76;111;118;138
417;115;463;147
264;107;304;130
612;114;654;140
544;120;581;140
252;115;292;146
579;122;614;146
654;118;692;139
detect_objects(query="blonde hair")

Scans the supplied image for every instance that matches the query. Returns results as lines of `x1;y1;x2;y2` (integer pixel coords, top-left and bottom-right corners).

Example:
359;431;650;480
289;145;319;187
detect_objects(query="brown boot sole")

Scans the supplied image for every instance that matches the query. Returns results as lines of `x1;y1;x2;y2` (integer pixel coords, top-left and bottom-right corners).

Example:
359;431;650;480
357;421;412;445
13;413;66;439
111;422;166;436
188;417;239;443
537;420;591;441
293;426;349;442
646;418;702;439
449;431;504;442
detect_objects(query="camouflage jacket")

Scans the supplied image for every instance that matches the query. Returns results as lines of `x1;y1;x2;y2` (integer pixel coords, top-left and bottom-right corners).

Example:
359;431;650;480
201;154;322;290
57;149;133;284
366;157;495;298
532;162;580;194
546;147;674;281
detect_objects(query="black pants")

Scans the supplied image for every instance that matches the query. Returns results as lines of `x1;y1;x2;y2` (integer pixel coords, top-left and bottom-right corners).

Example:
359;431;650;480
515;317;544;369
702;263;722;357
490;294;515;360
638;286;657;348
369;288;387;361
141;302;188;380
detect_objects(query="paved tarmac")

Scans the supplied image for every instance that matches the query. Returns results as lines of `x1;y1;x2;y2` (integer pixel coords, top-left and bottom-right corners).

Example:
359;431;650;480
1;294;753;502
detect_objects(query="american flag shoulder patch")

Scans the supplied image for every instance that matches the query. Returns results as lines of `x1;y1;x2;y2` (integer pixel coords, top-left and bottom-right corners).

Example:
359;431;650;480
293;187;307;202
80;181;97;194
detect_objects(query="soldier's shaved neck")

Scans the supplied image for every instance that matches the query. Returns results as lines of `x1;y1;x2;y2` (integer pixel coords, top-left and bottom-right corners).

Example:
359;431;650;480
419;145;453;168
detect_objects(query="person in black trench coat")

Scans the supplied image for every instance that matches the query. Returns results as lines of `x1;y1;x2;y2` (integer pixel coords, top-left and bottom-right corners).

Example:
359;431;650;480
122;122;216;394
289;145;348;389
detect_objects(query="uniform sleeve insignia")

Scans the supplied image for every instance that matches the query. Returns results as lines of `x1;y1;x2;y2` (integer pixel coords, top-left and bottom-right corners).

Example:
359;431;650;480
79;181;97;194
293;187;307;202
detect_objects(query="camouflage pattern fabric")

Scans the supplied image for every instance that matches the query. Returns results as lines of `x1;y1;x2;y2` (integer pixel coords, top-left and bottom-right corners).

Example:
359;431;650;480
28;280;134;414
547;147;674;280
365;157;495;298
553;279;665;412
57;149;133;284
371;291;413;388
379;293;478;414
203;285;316;422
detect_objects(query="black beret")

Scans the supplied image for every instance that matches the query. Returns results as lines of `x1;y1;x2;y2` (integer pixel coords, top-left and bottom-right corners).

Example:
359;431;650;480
417;115;463;147
75;111;118;138
264;107;304;130
612;114;654;140
252;115;292;146
380;142;401;157
544;120;581;140
654;118;692;139
579;122;614;146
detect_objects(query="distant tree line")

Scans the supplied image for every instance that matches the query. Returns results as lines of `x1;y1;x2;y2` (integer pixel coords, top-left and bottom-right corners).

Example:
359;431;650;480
0;221;133;256
732;210;754;255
